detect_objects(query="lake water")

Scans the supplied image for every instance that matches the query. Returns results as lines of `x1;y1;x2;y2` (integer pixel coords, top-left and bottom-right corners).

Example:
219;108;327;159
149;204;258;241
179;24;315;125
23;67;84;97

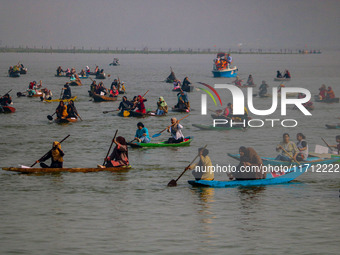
0;52;339;254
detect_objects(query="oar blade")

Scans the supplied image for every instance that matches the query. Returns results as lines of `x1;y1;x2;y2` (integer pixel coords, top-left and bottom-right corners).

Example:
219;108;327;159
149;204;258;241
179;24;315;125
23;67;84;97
152;133;161;138
167;179;177;187
123;110;130;117
47;115;53;121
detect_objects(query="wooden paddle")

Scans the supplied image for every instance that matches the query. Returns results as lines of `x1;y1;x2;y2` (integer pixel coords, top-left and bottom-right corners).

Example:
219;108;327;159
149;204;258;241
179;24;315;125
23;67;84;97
59;88;64;99
279;145;300;165
168;145;208;187
103;109;119;114
321;137;335;152
103;130;118;165
31;134;70;167
47;112;56;121
1;89;12;99
152;115;189;138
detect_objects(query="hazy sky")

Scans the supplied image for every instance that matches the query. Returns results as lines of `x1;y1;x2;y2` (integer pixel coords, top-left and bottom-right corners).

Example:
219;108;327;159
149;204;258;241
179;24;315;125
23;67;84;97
0;0;339;50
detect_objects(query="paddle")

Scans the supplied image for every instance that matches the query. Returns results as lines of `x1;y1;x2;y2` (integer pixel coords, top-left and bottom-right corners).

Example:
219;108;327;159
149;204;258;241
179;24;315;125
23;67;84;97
59;88;64;100
47;112;56;120
168;145;208;187
152;114;189;138
31;134;70;167
279;145;300;165
321;137;336;153
103;130;118;165
1;89;12;99
103;109;119;114
124;90;150;117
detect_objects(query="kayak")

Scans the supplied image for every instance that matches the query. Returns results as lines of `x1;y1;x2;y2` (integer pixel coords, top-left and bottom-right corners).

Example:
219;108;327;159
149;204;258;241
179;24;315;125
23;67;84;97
274;77;290;82
93;94;117;102
325;124;340;129
128;136;193;148
228;153;339;166
69;80;82;86
55;74;72;77
44;96;77;103
27;91;43;97
19;68;27;74
2;165;131;174
192;124;244;130
0;106;16;113
109;62;120;66
172;107;190;113
9;72;20;78
118;110;166;118
315;97;339;103
96;73;106;79
54;117;78;124
188;165;308;188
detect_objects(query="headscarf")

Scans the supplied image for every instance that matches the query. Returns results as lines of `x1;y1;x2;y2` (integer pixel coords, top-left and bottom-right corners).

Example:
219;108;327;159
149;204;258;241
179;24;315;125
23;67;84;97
52;141;63;162
159;96;167;107
115;136;128;158
239;147;262;166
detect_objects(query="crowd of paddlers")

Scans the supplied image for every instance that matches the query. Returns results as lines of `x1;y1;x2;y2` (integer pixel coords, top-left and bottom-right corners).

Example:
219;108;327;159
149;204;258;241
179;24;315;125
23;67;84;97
2;58;340;187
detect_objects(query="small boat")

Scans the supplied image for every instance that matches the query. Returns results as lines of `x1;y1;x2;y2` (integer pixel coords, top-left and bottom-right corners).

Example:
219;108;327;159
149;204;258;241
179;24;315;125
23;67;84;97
54;117;78;124
172;86;194;92
27;91;43;97
188;165;308;188
192;124;244;131
19;68;27;74
92;94;117;102
325;124;340;129
2;165;131;174
118;110;165;118
95;73;106;79
9;72;20;78
212;52;238;78
309;152;340;163
172;107;190;113
44;96;77;103
128;136;193;148
78;75;88;79
314;95;339;103
274;77;291;82
228;153;339;166
0;106;16;113
109;59;120;66
55;74;72;77
69;80;82;86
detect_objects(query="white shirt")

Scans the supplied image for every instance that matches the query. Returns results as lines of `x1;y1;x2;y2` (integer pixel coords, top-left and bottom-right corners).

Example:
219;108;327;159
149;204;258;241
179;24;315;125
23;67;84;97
170;124;184;140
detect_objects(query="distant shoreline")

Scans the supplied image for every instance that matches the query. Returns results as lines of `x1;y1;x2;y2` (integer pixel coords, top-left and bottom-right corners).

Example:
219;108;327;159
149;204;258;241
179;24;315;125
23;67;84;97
0;47;321;55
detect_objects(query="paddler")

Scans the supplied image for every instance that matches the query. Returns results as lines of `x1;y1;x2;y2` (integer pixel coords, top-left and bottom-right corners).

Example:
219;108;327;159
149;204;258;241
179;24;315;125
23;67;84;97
67;100;78;119
227;53;232;68
329;135;340;154
187;147;214;181
228;147;265;180
233;76;243;87
0;94;12;106
56;101;68;119
259;80;268;97
109;86;119;97
174;91;190;110
133;95;147;114
117;96;133;112
37;141;64;168
104;136;129;167
56;66;64;76
41;88;52;101
173;79;181;90
275;133;299;161
90;80;97;96
318;84;327;100
276;70;283;78
182;77;191;92
326;86;335;99
245;74;255;86
134;122;150;143
167;117;185;144
62;83;72;99
296;133;308;161
156;96;168;115
283;70;291;78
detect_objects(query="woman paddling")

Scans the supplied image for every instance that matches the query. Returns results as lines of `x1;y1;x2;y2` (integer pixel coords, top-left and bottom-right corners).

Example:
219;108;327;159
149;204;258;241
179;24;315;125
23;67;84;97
56;101;68;119
275;133;299;161
228;147;265;180
134;122;150;143
167;117;185;143
188;147;214;181
117;96;133;112
156;96;168;115
67;100;78;119
296;133;308;161
104;136;129;167
133;95;147;114
37;141;64;168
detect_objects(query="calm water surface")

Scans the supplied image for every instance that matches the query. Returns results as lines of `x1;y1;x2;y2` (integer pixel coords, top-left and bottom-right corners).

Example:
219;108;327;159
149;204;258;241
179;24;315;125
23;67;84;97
0;52;339;254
